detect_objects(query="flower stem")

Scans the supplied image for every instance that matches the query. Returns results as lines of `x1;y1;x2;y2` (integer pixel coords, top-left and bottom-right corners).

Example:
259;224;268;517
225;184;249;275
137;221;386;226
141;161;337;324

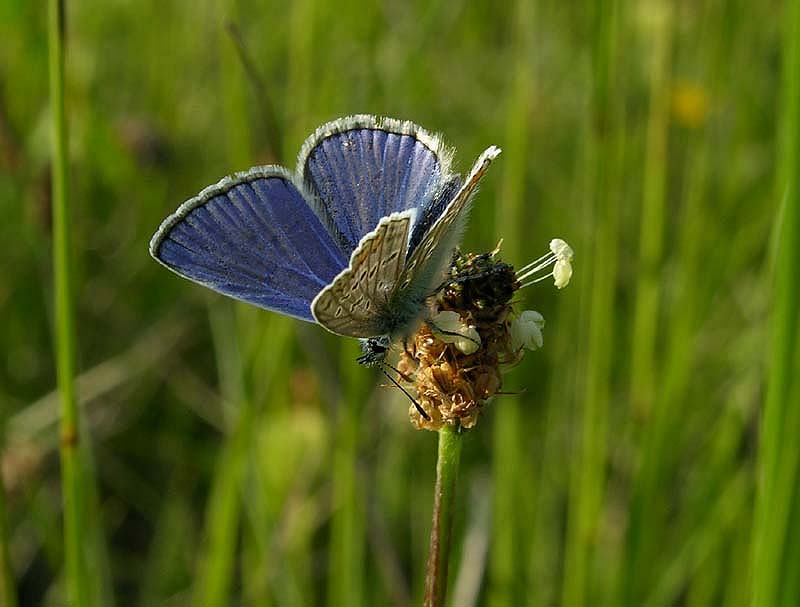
48;1;89;605
424;423;464;607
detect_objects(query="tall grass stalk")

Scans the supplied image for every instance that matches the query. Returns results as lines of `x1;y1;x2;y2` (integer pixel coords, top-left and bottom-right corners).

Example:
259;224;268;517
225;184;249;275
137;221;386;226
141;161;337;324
48;0;89;604
619;2;676;604
489;0;534;603
191;406;250;605
752;0;800;604
191;302;248;607
219;0;252;170
286;0;314;144
0;474;16;607
646;469;749;607
424;424;464;607
191;6;260;599
562;1;621;605
621;0;747;603
327;343;366;607
629;0;673;417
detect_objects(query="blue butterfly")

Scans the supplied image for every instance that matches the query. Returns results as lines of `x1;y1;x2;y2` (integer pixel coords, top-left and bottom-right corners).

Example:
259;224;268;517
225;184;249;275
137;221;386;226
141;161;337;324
150;115;500;366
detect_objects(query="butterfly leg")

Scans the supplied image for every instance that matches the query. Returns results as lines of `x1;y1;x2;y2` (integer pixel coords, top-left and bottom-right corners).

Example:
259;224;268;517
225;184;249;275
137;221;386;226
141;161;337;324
402;336;415;357
379;366;429;420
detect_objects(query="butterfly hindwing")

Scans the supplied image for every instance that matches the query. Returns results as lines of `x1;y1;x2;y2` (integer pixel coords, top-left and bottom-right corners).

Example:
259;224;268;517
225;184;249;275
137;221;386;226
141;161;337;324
311;210;415;337
299;115;453;255
150;167;348;321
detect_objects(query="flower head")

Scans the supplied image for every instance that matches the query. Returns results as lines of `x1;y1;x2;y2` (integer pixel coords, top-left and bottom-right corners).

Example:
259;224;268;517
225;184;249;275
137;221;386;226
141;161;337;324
397;249;519;431
397;240;573;431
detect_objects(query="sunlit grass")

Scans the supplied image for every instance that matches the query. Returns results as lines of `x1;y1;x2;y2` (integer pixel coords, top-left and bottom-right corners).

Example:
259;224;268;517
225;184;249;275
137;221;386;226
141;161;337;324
752;0;800;605
562;1;622;604
0;0;786;604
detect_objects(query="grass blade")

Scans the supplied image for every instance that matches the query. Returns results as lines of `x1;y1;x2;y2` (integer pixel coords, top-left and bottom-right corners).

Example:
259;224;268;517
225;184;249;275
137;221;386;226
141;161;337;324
628;0;674;417
752;0;800;603
489;1;534;603
0;463;16;607
327;343;367;607
48;1;90;604
562;1;621;604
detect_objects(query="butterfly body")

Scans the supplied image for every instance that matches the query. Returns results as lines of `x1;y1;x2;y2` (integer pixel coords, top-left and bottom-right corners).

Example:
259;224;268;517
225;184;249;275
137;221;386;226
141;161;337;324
150;115;500;364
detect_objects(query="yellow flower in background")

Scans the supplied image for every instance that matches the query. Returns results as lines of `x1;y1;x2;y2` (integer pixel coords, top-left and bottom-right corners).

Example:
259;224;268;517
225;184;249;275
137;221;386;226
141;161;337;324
671;82;710;129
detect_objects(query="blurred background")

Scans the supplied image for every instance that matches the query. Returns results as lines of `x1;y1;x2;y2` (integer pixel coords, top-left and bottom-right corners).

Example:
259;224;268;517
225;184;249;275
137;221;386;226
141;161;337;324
0;0;794;605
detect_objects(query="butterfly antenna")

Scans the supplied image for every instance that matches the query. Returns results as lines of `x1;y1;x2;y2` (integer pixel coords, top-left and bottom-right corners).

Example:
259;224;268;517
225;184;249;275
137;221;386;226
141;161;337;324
379;365;430;420
382;359;413;382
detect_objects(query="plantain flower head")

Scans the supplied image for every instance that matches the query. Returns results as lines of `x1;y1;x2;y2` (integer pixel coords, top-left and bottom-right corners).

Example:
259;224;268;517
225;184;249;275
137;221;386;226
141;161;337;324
398;240;573;431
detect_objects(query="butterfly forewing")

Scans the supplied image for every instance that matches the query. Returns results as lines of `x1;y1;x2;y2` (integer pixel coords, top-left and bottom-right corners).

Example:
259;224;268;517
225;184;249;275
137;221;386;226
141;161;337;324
312;211;414;337
150;167;348;322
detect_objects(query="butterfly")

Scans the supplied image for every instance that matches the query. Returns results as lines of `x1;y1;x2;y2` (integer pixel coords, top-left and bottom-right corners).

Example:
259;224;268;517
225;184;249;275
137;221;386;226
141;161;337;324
150;115;500;367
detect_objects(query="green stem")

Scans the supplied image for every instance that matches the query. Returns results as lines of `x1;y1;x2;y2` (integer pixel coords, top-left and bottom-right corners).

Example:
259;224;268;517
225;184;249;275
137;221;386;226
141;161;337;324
327;342;366;607
629;0;673;417
563;1;621;605
424;424;464;607
48;0;88;605
490;0;533;602
752;0;800;603
0;461;16;607
191;401;252;607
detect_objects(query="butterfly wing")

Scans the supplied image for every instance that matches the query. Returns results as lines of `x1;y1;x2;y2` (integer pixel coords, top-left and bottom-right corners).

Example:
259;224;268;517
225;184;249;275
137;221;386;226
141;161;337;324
299;115;454;255
311;210;414;337
150;166;348;322
397;146;502;297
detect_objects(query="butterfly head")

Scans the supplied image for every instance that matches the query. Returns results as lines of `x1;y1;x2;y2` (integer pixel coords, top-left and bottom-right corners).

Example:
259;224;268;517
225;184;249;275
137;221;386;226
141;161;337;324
357;335;392;367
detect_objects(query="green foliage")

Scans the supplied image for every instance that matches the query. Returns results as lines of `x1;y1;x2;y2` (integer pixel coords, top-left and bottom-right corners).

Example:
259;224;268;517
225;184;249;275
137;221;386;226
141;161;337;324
0;0;787;605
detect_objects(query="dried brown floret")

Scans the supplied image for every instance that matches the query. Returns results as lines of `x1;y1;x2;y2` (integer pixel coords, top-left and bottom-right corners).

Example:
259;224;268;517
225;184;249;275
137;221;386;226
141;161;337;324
401;248;524;431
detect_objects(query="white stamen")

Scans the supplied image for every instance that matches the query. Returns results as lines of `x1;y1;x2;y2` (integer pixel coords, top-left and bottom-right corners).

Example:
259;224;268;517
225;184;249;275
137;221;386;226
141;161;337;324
515;251;555;276
516;238;574;289
516;253;556;282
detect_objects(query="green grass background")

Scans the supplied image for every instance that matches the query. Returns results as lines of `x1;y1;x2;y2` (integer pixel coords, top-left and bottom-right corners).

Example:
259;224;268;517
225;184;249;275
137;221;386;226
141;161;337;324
1;0;798;605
